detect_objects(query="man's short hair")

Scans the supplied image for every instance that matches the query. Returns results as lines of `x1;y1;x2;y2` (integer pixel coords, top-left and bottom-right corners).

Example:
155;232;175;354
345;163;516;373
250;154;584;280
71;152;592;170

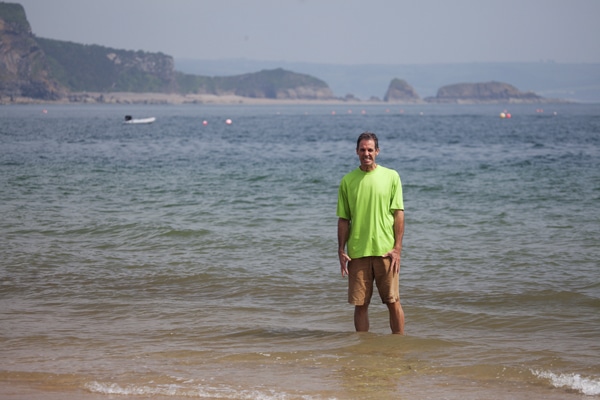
356;132;379;150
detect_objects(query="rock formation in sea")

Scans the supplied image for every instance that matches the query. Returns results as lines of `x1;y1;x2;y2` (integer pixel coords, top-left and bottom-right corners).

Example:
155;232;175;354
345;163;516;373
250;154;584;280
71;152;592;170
383;78;421;103
425;81;545;103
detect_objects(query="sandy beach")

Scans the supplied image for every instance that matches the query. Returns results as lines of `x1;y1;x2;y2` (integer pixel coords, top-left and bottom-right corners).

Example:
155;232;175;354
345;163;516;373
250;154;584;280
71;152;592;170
2;91;568;106
3;92;379;106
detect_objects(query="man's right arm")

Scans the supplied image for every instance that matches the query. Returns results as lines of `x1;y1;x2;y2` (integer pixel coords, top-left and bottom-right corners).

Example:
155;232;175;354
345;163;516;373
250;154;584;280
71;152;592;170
337;218;351;277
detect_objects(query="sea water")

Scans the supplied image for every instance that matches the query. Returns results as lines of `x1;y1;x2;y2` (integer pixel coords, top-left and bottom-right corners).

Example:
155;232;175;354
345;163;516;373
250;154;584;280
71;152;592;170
0;103;599;399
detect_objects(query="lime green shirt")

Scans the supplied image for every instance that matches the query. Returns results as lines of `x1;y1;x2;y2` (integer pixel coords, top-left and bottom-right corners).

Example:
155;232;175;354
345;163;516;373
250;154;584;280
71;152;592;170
337;165;404;259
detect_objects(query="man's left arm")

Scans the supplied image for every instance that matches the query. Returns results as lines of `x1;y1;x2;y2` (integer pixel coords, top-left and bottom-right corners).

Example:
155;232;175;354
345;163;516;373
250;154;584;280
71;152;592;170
384;209;404;274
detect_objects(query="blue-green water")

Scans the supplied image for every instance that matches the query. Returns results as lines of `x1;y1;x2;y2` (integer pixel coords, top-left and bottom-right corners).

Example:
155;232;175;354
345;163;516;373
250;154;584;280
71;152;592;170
1;103;599;399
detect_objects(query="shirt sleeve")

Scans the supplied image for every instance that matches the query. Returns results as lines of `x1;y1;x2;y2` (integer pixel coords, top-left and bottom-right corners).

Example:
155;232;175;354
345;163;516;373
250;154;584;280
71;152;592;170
336;179;351;219
390;172;404;211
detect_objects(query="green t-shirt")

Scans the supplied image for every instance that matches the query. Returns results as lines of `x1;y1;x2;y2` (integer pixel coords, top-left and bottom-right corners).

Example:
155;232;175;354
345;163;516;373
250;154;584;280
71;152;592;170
336;165;404;259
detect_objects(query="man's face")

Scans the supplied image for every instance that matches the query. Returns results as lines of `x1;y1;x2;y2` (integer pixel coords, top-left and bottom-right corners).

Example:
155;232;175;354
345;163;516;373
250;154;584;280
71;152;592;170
356;139;380;169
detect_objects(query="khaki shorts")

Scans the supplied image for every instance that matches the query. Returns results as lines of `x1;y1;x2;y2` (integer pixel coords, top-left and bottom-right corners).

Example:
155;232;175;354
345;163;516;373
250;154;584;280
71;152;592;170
348;256;399;305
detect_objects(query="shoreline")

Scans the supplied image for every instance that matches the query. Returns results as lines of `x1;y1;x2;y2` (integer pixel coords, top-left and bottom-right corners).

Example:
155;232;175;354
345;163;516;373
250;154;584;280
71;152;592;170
1;92;572;106
2;92;382;106
0;369;587;400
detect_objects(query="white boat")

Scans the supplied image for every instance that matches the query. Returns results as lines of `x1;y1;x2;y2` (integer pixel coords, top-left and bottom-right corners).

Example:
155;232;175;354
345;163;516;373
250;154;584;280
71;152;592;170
124;115;156;124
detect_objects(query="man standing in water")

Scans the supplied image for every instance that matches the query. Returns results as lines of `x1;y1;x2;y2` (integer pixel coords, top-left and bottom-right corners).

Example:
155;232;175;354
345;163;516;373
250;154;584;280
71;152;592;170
337;132;405;334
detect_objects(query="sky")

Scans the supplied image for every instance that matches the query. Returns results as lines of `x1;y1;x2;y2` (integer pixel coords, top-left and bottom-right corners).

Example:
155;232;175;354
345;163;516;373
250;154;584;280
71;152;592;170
15;0;600;65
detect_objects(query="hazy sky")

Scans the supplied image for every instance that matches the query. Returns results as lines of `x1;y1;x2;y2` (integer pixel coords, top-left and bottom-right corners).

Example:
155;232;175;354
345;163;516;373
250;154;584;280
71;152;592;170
16;0;600;64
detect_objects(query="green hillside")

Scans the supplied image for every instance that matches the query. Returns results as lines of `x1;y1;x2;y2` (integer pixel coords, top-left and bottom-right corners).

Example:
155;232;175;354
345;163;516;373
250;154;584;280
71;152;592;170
37;38;177;93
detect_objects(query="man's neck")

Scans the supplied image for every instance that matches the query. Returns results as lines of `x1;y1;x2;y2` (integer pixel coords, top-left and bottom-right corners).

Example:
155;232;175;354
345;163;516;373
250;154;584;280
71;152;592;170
360;163;377;172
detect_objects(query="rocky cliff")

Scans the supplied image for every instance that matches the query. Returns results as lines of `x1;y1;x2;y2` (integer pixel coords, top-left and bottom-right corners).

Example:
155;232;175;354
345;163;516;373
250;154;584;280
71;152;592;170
425;81;544;103
0;3;63;100
383;78;421;102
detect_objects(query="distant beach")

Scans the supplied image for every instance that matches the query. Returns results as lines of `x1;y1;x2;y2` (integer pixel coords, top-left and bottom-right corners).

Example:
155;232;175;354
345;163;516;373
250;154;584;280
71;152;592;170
4;91;570;106
3;92;377;106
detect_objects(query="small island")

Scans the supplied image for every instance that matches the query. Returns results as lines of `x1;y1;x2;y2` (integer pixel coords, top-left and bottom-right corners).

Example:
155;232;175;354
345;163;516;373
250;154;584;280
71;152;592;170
383;79;421;103
424;81;553;104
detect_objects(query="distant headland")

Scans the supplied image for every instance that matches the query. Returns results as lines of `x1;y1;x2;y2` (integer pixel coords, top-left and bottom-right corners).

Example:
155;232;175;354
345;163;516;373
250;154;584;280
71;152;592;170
0;2;574;105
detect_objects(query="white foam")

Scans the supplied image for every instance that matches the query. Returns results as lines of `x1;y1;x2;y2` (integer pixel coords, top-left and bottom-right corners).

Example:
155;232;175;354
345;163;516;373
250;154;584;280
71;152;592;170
85;380;330;399
532;369;600;396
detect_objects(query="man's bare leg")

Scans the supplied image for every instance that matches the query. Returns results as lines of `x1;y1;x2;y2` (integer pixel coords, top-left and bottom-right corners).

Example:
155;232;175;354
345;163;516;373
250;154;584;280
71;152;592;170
354;305;369;332
387;301;404;334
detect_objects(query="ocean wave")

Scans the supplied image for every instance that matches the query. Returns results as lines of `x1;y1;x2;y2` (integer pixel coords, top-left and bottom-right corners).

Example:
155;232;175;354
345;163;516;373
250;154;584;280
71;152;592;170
532;369;600;396
85;380;323;399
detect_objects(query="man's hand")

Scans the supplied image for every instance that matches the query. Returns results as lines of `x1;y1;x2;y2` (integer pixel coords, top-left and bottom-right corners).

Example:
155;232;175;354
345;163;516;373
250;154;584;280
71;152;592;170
337;218;351;277
383;248;401;274
339;251;351;277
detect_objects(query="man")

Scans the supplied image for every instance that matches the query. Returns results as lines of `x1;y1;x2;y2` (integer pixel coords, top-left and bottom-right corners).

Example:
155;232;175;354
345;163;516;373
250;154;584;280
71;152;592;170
337;132;405;334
